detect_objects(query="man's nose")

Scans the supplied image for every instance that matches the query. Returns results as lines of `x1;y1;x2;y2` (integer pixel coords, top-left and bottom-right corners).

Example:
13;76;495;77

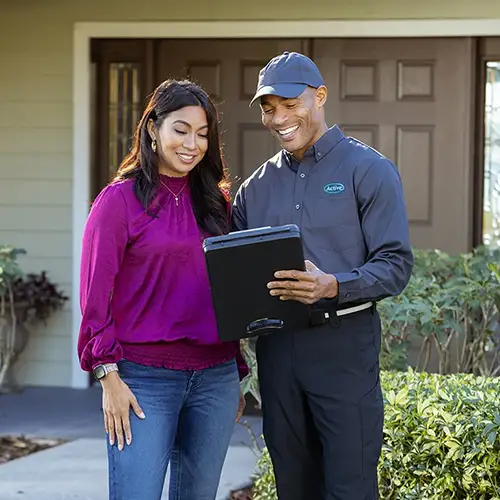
273;113;288;127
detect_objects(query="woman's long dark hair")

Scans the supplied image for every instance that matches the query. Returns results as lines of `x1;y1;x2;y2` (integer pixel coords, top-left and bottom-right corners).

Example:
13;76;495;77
114;79;231;235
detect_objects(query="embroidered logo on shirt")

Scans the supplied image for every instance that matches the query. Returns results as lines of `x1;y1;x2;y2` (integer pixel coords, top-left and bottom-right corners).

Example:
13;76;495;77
324;182;345;194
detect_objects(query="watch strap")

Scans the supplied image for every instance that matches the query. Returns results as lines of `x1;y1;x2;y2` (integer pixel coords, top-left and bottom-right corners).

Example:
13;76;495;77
102;363;118;376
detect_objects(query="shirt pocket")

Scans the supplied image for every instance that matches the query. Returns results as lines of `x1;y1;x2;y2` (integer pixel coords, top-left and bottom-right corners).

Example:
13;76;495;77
310;193;364;252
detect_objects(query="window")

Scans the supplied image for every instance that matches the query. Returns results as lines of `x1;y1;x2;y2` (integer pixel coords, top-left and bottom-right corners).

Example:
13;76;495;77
108;63;141;180
483;62;500;248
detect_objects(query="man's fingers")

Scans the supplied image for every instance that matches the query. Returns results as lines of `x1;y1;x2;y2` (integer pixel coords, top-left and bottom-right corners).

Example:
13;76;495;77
275;289;316;300
273;269;314;281
280;295;315;304
272;289;314;298
269;280;315;292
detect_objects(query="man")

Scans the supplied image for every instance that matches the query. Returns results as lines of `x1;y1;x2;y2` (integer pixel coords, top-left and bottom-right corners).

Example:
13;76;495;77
232;52;414;499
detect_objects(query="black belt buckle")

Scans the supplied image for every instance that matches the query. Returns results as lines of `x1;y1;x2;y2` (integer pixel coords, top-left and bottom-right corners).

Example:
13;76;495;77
309;309;328;327
309;308;341;328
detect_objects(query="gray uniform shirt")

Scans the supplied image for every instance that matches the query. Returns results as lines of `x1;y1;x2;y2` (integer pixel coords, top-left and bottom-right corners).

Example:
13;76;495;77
231;125;414;308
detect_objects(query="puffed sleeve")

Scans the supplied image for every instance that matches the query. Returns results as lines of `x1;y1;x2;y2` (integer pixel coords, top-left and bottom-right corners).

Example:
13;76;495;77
77;184;129;371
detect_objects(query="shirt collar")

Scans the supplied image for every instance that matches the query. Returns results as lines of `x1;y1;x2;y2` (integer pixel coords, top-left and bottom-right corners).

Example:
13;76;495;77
284;125;345;170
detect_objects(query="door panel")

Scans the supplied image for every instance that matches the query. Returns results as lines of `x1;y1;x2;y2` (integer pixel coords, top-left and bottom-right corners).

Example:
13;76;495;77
156;39;307;192
313;38;474;253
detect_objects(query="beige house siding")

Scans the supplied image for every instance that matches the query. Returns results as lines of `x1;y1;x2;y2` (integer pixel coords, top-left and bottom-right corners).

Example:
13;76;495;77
0;0;499;386
4;0;500;22
0;6;73;386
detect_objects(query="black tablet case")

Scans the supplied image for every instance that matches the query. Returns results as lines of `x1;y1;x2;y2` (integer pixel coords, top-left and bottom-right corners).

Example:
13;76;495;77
203;224;310;342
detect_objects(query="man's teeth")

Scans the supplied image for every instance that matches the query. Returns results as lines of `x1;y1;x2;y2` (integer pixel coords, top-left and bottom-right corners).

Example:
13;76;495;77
278;125;299;136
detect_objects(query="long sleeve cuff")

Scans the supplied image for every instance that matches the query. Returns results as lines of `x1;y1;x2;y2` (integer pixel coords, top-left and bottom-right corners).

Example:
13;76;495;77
334;271;367;305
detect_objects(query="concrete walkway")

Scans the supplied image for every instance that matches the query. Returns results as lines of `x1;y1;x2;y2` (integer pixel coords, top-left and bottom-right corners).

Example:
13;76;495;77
0;387;262;500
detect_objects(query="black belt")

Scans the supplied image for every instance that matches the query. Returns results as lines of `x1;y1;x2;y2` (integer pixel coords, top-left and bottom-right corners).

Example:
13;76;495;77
309;302;373;326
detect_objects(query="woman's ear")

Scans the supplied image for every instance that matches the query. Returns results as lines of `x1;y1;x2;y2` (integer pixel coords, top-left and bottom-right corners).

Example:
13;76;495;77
146;118;156;141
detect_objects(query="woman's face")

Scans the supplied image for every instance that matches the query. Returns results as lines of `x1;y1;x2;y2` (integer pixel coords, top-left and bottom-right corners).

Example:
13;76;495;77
148;106;209;177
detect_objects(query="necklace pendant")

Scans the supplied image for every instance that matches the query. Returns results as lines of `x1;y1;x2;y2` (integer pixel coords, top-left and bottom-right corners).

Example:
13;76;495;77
175;197;179;206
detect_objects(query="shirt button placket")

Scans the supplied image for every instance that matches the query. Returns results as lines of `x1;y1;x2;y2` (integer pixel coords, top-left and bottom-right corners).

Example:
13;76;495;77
293;165;309;225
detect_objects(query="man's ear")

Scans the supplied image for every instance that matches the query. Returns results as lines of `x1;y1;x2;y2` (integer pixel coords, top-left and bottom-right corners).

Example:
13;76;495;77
315;86;328;108
146;119;156;141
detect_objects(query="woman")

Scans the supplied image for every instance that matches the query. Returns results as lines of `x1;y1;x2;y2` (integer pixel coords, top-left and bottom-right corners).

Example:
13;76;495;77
77;79;248;500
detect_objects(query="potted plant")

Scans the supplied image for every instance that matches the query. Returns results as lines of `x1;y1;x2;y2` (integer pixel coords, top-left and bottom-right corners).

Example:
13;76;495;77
0;245;68;392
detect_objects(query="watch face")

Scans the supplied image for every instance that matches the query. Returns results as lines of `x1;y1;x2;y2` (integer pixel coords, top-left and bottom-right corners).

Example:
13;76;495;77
93;365;105;379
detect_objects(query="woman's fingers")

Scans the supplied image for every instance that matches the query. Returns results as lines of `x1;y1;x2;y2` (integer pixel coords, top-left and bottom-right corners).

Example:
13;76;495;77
114;415;125;451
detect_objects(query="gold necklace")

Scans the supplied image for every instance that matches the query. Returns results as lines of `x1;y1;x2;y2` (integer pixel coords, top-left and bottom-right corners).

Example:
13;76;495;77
160;179;188;206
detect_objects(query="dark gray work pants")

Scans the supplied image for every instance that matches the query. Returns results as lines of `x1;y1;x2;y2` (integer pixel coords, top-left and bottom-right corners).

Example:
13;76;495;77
256;306;383;500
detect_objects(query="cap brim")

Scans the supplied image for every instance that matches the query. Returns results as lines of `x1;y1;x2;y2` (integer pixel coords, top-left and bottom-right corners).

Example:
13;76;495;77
249;83;308;106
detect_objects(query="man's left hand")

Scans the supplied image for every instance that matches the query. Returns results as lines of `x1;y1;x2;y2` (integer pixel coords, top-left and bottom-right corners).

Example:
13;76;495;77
267;260;339;305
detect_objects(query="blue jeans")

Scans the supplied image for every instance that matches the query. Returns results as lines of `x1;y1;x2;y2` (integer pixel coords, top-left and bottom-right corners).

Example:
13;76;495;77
107;358;240;500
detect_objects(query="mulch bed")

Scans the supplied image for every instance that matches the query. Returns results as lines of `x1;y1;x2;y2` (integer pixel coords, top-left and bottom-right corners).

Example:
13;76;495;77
0;435;65;465
228;483;254;500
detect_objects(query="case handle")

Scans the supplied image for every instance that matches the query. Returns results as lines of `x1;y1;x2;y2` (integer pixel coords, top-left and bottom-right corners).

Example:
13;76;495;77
246;318;284;335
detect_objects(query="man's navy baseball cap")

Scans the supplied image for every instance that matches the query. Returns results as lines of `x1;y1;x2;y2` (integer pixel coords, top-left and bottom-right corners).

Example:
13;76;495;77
250;51;325;106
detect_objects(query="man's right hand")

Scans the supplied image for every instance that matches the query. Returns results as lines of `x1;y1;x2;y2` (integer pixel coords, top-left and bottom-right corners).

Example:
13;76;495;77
101;372;146;450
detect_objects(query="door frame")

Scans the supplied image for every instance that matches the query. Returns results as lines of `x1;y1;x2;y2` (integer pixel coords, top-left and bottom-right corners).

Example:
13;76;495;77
71;19;500;388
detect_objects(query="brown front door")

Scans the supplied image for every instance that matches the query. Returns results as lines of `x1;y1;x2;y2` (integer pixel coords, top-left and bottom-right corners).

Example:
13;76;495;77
313;38;475;253
92;37;477;253
91;39;308;199
156;39;307;193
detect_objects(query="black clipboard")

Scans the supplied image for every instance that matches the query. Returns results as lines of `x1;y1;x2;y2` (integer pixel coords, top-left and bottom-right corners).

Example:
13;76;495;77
203;224;310;342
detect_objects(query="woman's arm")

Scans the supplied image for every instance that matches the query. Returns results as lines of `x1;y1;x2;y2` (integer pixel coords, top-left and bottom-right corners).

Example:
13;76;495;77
77;183;129;372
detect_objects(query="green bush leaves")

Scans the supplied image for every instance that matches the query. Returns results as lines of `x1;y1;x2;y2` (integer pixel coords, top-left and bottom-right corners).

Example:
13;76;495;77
379;247;500;376
379;370;500;499
253;370;500;500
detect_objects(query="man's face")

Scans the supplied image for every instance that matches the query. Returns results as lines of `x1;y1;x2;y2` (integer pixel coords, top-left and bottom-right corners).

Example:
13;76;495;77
260;86;327;158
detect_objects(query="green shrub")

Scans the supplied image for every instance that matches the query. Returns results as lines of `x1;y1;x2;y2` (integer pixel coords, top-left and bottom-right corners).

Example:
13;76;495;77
378;247;500;375
252;370;500;500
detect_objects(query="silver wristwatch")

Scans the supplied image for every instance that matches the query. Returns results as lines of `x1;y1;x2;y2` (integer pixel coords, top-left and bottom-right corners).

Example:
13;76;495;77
93;363;119;380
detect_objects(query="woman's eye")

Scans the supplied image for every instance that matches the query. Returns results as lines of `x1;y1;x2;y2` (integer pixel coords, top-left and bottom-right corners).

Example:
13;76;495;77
174;129;187;135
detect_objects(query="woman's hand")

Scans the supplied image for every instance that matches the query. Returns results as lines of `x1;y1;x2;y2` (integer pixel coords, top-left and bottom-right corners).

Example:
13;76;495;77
236;388;246;422
101;372;146;450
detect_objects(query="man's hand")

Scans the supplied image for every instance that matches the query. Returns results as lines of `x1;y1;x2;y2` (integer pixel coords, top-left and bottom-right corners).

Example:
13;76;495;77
267;260;339;305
